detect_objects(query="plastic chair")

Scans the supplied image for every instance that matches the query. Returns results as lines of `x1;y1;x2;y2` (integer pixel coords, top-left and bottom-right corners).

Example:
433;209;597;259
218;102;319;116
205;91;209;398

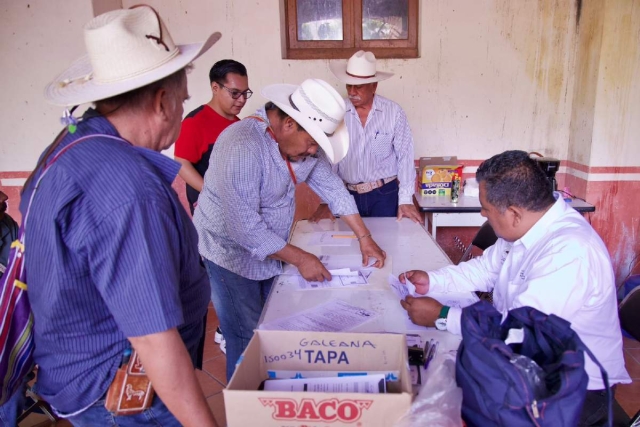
619;277;640;341
458;221;498;264
458;221;498;304
618;282;640;426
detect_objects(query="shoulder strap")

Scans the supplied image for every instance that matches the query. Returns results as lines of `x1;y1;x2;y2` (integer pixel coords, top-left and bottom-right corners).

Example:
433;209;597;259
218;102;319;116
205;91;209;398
22;134;127;232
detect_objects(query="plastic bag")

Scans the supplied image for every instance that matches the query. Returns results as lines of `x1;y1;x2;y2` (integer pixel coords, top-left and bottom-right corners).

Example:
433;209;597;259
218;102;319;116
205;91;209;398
395;353;463;427
509;354;548;400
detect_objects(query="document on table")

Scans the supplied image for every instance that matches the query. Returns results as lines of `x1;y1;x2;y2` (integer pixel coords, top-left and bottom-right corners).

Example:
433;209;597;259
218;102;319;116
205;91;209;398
297;270;372;290
259;299;379;332
264;373;386;394
389;274;479;308
308;231;358;246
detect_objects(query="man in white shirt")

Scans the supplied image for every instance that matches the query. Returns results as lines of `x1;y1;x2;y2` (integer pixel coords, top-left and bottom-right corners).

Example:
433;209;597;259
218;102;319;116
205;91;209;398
309;51;421;223
400;150;630;426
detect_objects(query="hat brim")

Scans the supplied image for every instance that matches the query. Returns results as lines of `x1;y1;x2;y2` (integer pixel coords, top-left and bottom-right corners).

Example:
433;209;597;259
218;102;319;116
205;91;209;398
261;84;349;164
329;61;394;85
44;32;222;107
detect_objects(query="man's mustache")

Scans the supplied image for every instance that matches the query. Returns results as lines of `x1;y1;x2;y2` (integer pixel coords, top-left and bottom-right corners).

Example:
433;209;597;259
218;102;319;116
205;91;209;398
348;96;361;101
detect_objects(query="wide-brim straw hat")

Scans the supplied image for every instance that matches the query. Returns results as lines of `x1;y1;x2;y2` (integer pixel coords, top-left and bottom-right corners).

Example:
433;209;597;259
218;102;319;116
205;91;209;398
329;50;394;85
44;5;221;106
262;79;349;164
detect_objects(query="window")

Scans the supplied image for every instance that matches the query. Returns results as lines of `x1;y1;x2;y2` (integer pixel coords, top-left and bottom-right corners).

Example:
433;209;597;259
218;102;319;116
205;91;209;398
282;0;419;59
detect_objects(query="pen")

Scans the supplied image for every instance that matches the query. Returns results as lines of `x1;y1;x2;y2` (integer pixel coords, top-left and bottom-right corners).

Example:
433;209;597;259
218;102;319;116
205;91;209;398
424;341;438;370
423;339;433;367
331;234;357;239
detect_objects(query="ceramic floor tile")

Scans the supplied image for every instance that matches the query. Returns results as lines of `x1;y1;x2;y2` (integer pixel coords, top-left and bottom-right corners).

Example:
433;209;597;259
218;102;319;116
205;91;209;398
196;368;225;398
625;349;640;379
207;392;227;427
203;330;224;361
203;355;228;386
623;336;640;349
617;380;640;417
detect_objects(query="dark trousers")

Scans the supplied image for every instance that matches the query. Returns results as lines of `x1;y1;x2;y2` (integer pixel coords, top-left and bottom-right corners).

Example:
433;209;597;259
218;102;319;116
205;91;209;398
349;179;399;217
578;388;630;427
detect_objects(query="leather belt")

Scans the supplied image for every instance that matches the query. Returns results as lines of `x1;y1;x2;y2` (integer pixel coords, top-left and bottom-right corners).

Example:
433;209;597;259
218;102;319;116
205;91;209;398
347;176;397;194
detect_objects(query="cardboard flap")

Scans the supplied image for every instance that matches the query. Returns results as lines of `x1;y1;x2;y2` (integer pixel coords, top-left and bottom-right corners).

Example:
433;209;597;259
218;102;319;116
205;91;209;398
257;330;406;372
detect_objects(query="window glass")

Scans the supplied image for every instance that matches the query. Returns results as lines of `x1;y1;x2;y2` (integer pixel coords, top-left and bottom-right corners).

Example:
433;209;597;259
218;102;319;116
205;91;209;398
362;0;409;40
296;0;344;41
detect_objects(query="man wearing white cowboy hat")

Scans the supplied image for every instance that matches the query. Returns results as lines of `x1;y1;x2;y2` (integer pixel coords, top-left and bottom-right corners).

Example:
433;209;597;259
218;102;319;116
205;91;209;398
193;78;387;381
309;50;422;224
18;6;221;426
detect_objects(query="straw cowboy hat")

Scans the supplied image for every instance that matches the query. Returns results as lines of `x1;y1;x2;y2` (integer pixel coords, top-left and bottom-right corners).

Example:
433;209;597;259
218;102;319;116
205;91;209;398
44;5;221;106
329;50;394;85
262;79;349;164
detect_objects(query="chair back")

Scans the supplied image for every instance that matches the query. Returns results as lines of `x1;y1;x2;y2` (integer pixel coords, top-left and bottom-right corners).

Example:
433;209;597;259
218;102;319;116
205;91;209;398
619;277;640;341
458;221;498;264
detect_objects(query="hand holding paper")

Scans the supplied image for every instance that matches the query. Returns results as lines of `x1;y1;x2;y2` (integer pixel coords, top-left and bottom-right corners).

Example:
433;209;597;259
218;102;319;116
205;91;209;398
400;270;430;295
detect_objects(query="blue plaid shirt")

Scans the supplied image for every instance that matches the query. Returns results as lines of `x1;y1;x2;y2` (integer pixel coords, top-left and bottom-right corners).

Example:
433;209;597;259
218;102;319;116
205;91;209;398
193;107;358;280
20;111;210;415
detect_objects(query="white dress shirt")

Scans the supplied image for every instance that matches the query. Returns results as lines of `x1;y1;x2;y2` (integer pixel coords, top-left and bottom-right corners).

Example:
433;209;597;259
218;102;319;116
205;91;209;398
336;95;416;205
428;198;631;390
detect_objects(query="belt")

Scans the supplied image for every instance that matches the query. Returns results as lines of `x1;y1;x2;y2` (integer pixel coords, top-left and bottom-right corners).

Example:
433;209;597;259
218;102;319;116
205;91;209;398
346;176;397;194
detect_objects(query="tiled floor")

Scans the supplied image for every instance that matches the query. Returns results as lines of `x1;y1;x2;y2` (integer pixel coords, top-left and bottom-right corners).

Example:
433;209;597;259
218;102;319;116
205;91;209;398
20;309;640;426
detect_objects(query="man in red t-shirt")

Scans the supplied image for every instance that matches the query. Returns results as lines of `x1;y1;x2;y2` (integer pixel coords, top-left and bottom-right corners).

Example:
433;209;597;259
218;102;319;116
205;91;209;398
175;60;252;214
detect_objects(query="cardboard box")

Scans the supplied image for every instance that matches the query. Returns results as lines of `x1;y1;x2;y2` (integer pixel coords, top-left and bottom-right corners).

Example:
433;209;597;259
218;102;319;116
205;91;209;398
419;156;463;197
225;330;413;426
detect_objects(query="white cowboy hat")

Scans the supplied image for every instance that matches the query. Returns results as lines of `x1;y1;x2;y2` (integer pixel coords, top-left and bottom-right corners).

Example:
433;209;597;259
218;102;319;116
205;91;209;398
261;79;349;164
329;50;394;85
44;5;221;106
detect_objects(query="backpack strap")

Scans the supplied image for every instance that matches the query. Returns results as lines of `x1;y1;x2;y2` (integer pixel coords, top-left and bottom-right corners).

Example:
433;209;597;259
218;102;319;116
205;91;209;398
508;307;613;427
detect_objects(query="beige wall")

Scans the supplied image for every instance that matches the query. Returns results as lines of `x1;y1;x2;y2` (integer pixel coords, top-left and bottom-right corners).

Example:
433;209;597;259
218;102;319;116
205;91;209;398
591;0;640;167
0;0;92;171
1;0;584;171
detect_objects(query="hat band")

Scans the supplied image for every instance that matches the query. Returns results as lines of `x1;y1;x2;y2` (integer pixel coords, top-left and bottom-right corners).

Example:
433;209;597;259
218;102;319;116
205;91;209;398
288;95;335;137
346;71;377;79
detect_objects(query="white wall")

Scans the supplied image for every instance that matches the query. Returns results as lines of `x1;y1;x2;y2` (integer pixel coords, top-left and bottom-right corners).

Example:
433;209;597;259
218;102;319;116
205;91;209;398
1;0;629;173
0;0;93;171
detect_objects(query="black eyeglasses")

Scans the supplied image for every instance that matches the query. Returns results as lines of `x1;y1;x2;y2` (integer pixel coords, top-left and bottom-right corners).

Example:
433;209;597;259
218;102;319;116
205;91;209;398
217;83;253;100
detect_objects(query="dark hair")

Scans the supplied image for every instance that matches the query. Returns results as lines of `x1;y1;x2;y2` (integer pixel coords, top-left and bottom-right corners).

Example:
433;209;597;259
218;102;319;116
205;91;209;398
22;68;189;193
476;150;556;212
264;102;304;131
209;59;247;84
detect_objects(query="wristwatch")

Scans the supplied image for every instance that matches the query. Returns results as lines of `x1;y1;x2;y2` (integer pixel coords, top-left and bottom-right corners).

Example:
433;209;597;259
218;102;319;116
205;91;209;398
435;306;450;331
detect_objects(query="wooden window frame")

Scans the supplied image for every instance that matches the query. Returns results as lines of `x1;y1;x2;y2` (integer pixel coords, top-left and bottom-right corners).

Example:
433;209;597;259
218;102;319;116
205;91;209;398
282;0;419;59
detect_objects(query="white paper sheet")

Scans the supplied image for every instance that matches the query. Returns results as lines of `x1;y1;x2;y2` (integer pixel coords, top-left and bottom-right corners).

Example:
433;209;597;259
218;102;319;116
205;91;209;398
264;374;386;393
282;254;377;276
297;270;372;290
388;275;478;308
260;299;379;332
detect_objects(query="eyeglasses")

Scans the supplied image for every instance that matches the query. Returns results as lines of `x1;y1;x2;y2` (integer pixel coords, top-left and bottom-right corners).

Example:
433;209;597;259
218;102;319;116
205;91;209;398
217;83;253;100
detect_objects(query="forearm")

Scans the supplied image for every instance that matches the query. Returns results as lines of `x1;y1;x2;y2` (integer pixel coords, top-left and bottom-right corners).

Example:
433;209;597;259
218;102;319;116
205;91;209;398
175;157;204;192
269;243;313;266
339;213;371;239
130;329;218;427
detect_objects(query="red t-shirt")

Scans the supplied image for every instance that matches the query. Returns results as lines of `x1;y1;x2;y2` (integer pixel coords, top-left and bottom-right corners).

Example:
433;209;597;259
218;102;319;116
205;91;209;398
174;104;239;164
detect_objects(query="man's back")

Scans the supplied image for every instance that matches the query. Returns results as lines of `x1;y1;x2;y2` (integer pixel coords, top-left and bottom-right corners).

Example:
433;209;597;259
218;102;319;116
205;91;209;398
19;115;210;414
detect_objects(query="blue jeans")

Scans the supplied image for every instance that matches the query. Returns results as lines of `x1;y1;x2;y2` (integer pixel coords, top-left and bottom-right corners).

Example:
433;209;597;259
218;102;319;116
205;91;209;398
66;394;179;426
0;386;26;426
203;259;274;381
350;179;399;217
